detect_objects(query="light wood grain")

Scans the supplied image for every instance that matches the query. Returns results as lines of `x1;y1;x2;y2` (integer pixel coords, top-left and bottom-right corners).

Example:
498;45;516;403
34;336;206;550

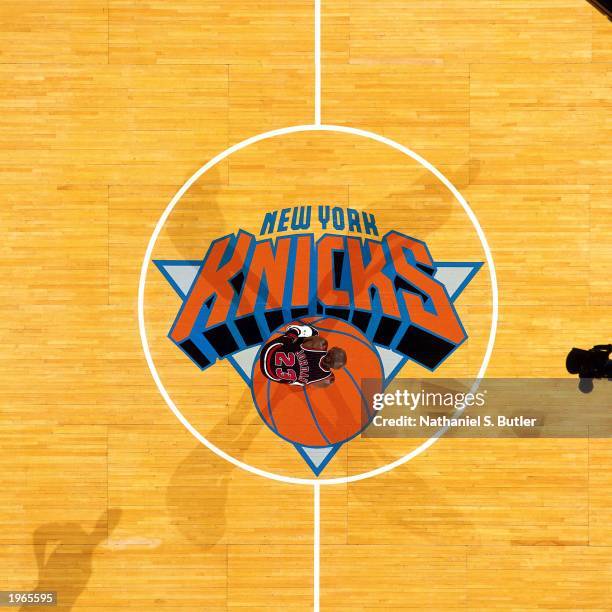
0;0;610;609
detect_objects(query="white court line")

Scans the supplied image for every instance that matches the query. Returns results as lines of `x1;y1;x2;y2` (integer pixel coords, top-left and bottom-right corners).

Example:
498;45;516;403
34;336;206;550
314;6;322;608
136;2;498;610
314;483;321;612
138;123;499;487
314;0;321;125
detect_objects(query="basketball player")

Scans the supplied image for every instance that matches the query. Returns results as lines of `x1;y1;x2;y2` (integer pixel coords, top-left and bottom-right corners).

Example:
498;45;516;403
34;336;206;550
259;323;347;387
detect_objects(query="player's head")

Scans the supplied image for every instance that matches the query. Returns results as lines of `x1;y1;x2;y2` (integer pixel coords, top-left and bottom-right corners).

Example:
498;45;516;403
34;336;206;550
322;346;347;370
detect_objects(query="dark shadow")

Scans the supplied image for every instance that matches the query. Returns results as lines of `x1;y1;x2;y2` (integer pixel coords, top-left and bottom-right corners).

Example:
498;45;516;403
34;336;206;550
414;157;481;237
353;158;480;240
166;399;260;548
161;151;483;517
24;509;122;611
164;204;273;549
585;0;612;20
165;164;225;259
348;444;474;543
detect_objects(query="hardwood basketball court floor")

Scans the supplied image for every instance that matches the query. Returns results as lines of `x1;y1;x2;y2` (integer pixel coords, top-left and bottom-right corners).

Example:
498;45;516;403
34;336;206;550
1;1;611;609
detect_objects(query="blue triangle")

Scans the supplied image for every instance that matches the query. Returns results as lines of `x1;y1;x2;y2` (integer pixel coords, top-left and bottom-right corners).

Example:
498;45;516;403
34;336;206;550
294;443;342;476
434;262;482;301
153;260;201;299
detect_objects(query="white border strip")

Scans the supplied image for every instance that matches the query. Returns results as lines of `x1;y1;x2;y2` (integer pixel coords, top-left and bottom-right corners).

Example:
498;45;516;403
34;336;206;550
314;0;321;125
313;483;320;612
138;123;499;486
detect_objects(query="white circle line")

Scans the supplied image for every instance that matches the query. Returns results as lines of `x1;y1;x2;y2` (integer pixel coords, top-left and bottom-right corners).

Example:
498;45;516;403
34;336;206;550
137;123;499;486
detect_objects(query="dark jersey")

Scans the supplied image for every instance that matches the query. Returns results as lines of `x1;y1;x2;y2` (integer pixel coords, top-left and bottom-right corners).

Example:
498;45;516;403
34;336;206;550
260;325;332;386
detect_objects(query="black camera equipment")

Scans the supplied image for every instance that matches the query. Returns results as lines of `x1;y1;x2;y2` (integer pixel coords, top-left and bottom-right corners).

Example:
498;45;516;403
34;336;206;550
566;345;612;393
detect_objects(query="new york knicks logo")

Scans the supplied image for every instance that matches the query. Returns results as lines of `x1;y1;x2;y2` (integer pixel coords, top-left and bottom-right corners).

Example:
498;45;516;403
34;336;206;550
154;205;481;475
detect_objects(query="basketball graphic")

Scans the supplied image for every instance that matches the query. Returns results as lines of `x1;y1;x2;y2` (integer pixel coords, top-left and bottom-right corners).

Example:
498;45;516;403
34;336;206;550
153;214;482;476
251;317;384;448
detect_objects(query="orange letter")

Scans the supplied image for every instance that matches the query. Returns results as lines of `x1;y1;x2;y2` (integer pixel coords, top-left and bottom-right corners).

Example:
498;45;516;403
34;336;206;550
236;237;292;316
385;232;465;344
171;233;252;341
347;237;399;317
317;235;350;307
291;235;312;307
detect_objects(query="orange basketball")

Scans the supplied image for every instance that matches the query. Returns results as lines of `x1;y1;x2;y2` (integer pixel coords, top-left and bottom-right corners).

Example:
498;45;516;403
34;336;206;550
251;317;384;447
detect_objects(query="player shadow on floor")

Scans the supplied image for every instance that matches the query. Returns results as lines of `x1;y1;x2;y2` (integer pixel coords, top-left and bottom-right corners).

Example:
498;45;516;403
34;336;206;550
162;156;480;255
23;509;122;611
161;159;250;549
349;444;475;543
166;395;260;548
160;155;486;546
164;256;283;551
165;164;225;259
380;157;481;239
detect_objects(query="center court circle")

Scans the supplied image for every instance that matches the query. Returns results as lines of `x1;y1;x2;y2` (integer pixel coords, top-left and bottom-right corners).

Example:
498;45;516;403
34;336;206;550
138;123;499;487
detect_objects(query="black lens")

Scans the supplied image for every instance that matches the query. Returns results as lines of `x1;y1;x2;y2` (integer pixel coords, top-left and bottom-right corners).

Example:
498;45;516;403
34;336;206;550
566;348;587;374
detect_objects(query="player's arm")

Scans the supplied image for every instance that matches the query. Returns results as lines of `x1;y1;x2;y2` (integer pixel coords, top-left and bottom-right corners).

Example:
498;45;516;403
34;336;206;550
284;323;318;342
311;373;335;387
302;336;328;351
